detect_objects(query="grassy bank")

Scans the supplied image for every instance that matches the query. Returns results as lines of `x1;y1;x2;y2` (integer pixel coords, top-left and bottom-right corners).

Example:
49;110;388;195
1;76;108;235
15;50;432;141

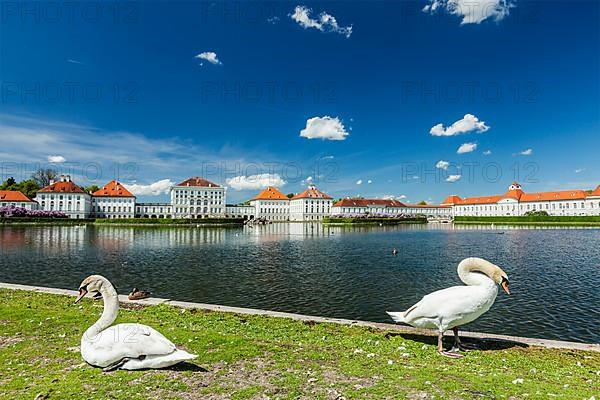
323;217;427;225
1;289;598;399
454;216;600;226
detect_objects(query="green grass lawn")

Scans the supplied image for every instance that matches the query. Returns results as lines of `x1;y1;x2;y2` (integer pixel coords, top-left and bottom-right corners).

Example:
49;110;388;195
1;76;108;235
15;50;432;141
0;289;598;399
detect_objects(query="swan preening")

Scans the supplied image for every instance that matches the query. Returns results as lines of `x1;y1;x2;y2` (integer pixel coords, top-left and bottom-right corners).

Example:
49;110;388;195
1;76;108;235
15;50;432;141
387;257;510;358
75;275;197;371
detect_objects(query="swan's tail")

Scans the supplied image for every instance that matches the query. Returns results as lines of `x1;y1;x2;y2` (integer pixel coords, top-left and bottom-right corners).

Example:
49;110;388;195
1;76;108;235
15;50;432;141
386;311;406;324
172;349;197;361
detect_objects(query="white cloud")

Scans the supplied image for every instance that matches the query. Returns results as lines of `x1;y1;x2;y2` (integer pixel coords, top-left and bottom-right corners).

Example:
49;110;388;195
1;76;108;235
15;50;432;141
66;59;83;65
382;194;407;200
226;173;286;191
300;116;349;141
435;160;450;170
195;51;222;65
367;179;372;184
128;179;174;196
575;168;586;174
356;179;363;185
446;174;462;183
423;0;514;24
430;114;489;137
47;155;66;163
519;148;533;156
457;142;477;154
483;150;492;155
290;5;352;38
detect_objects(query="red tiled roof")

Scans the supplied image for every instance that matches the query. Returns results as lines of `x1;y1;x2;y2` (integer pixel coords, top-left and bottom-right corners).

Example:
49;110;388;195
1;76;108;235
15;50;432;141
405;203;451;209
38;181;85;194
291;187;332;200
452;184;598;205
92;180;135;197
177;177;219;187
458;195;504;205
252;186;289;201
503;189;524;200
0;190;34;202
441;195;462;205
333;198;406;207
520;190;588;202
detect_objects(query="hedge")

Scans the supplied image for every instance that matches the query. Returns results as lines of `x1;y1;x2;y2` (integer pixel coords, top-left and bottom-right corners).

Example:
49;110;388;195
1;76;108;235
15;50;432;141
455;216;600;223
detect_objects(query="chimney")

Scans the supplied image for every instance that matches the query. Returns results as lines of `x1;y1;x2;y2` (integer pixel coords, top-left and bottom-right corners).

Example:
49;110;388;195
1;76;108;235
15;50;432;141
49;179;55;185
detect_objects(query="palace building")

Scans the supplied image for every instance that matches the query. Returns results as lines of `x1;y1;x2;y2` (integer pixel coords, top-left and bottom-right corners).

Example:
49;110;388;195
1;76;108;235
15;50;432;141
36;175;92;219
289;184;333;221
0;190;37;210
250;186;290;221
331;198;451;217
444;182;600;217
170;177;226;219
91;180;136;219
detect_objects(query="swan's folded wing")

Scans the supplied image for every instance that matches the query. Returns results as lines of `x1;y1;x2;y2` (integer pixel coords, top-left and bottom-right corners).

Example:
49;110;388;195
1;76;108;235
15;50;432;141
404;286;489;322
86;323;177;365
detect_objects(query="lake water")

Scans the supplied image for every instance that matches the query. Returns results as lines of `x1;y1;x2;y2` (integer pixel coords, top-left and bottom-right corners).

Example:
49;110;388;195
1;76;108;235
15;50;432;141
0;223;598;343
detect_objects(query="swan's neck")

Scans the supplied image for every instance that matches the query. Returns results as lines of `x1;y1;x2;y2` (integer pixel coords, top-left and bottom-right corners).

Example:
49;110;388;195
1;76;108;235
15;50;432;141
457;258;497;288
85;282;119;337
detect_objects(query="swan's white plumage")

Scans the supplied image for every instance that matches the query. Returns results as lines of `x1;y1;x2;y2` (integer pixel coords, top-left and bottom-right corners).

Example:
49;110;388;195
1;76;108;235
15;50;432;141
78;275;197;370
387;257;508;333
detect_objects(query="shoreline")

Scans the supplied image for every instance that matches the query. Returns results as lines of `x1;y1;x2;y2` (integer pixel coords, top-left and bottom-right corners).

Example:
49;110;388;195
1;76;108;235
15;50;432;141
2;281;597;352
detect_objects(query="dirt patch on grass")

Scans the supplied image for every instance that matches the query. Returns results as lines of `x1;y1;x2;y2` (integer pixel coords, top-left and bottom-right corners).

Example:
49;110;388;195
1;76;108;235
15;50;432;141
0;335;23;348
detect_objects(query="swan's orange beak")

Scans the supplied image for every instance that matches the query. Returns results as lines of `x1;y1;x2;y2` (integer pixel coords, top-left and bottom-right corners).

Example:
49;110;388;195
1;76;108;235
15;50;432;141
75;288;87;304
501;280;510;295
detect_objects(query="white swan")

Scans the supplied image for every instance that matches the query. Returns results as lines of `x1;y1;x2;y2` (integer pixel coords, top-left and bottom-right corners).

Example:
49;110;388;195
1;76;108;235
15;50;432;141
387;257;510;358
75;275;197;371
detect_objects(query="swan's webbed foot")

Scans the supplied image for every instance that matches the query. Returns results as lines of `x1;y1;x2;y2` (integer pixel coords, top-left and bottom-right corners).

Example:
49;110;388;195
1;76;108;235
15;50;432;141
452;327;479;352
102;358;129;372
439;350;463;358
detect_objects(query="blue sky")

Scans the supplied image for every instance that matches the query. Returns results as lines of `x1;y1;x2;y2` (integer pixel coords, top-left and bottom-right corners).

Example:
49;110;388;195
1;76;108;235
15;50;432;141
1;0;598;203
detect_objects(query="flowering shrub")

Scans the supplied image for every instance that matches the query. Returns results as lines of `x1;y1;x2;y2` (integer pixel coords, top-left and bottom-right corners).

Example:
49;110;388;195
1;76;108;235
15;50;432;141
0;205;67;218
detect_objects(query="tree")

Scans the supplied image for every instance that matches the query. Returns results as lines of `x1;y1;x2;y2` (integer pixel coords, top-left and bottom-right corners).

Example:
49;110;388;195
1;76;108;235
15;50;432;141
18;180;40;198
32;168;58;187
0;177;17;189
417;201;428;205
85;185;100;194
286;193;295;198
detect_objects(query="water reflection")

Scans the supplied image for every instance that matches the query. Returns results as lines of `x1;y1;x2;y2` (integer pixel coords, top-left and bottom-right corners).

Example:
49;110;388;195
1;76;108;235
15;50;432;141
0;223;598;343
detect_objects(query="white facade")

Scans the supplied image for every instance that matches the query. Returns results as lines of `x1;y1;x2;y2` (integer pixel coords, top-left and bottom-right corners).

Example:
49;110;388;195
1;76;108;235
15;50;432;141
93;197;136;219
448;182;600;217
0;191;38;210
289;185;332;221
225;205;256;219
331;199;451;217
36;175;91;219
250;199;290;221
171;177;226;219
135;203;173;218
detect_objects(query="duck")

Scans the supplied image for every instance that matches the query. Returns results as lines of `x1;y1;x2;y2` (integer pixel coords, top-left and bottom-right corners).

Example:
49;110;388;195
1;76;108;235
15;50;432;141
386;257;510;358
75;275;197;371
128;287;151;300
392;248;398;256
